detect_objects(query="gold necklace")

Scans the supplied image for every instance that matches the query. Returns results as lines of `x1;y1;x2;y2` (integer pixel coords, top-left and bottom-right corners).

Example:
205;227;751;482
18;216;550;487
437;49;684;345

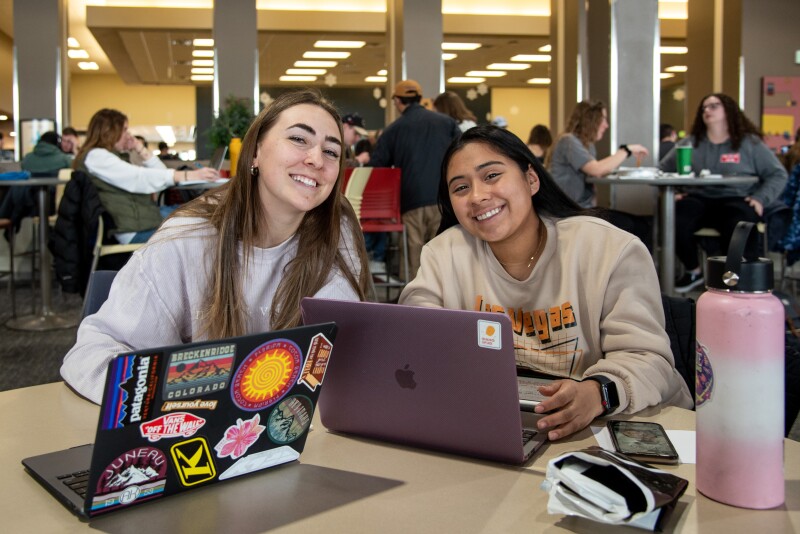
498;219;547;270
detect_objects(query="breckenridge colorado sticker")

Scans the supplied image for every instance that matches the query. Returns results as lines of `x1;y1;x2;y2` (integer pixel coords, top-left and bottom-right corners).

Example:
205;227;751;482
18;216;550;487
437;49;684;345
299;333;333;391
163;343;234;401
231;339;302;411
102;353;160;430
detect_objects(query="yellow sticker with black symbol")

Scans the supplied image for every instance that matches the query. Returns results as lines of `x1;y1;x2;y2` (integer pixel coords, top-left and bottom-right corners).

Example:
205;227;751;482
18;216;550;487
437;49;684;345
170;436;216;486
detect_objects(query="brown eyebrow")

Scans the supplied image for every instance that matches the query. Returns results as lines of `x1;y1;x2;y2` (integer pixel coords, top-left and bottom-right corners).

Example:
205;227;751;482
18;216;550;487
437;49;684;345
287;123;342;147
447;160;505;187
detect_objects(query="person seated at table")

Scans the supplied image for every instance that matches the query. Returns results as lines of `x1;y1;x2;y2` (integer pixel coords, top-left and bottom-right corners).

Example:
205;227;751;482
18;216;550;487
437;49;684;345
545;100;652;250
61;89;372;404
527;124;552;164
73;108;219;244
660;93;787;292
399;125;692;441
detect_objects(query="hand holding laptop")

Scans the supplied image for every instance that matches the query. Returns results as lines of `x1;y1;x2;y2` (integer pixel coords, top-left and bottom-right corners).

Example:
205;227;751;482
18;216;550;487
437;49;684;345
177;166;220;184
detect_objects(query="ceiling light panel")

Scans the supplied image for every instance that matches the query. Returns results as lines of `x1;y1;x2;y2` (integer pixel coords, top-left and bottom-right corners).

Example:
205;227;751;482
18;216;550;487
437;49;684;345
511;54;550;62
527;78;551;84
448;77;486;83
192;50;214;57
191;75;214;81
442;42;481;50
68;49;89;59
365;76;387;82
67;37;80;48
303;51;351;59
294;60;338;68
442;53;457;61
78;62;99;70
487;63;530;70
286;68;327;75
192;59;214;67
660;46;688;54
193;38;214;47
313;40;365;48
280;75;318;82
665;65;688;72
191;67;214;74
538;44;551;52
466;71;506;77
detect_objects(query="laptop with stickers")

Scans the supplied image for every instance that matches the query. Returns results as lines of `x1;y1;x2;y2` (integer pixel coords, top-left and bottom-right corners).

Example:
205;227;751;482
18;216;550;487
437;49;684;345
23;322;336;519
300;298;548;465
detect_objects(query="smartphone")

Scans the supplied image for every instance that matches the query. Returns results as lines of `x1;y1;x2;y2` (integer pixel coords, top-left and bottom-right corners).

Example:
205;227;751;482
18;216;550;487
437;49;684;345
607;421;679;465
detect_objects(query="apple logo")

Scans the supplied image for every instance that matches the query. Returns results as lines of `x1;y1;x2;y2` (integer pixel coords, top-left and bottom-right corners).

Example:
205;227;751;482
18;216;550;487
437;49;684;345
395;364;417;389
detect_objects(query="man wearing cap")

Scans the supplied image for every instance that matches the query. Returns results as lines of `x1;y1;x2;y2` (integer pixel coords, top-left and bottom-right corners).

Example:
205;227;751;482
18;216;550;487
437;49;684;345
342;113;370;167
370;79;461;280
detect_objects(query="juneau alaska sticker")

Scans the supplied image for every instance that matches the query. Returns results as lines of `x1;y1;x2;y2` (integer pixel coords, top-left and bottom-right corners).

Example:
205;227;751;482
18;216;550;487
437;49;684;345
91;446;167;512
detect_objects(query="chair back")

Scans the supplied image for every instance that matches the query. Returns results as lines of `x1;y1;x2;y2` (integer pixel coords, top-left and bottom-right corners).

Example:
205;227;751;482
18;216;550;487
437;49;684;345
81;270;118;319
343;167;403;231
661;294;696;408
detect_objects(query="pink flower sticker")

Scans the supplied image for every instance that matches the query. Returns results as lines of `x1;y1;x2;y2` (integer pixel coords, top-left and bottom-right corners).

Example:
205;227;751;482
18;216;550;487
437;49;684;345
214;413;266;459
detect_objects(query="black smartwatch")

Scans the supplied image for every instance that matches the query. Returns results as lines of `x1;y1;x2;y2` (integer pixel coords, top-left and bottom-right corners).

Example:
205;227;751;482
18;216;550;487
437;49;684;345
584;375;620;415
619;144;632;157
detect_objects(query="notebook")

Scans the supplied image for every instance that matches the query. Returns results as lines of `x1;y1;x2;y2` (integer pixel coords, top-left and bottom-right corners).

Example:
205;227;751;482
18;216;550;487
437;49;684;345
23;322;336;519
300;299;548;464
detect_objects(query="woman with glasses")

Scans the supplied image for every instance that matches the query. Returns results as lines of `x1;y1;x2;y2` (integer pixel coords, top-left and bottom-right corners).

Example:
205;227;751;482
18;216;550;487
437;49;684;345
660;93;787;293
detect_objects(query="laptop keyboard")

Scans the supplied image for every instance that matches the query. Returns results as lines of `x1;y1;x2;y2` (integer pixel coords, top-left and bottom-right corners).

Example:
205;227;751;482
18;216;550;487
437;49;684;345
57;469;90;498
522;429;538;445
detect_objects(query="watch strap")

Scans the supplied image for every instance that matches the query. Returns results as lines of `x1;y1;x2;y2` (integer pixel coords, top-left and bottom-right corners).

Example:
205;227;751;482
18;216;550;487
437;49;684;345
619;144;632;157
584;375;620;415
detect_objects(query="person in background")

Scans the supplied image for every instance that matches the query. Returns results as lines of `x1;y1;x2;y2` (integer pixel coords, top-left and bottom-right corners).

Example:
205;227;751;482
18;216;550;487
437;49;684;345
127;135;150;166
73;108;218;244
61;127;80;156
783;127;800;173
400;125;691;440
61;89;372;404
342;113;370;167
21;131;72;174
354;138;372;161
527;124;552;163
546;100;652;250
433;91;477;133
157;140;179;161
659;123;677;163
660;93;787;292
370;79;461;279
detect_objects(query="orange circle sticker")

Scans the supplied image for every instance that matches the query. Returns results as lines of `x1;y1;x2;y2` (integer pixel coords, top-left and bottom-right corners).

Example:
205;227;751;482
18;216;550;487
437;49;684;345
232;340;302;411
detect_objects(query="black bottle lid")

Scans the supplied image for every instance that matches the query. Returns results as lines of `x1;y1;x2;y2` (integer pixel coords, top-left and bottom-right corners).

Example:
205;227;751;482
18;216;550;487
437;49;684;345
705;222;773;292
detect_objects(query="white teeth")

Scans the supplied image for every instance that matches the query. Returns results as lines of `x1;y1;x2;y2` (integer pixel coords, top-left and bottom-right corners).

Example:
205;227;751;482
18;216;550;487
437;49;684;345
291;175;317;187
476;207;501;221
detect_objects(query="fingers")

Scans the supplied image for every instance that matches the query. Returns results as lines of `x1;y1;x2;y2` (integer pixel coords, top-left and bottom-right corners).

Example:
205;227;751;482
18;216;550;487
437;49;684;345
534;380;604;441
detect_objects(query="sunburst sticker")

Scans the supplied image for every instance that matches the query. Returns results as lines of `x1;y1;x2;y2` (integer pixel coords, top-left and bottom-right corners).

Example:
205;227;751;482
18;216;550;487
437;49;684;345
231;339;302;411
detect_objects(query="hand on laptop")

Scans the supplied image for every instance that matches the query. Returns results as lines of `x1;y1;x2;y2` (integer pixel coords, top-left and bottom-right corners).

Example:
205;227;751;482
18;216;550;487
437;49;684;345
533;380;604;440
182;167;220;182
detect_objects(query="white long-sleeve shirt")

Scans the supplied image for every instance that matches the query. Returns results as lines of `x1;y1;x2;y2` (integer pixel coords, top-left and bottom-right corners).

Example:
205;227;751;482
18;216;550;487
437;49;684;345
61;216;362;403
84;147;176;194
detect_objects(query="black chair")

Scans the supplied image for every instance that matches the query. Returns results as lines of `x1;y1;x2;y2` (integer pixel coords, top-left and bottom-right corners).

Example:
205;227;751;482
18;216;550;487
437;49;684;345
661;294;696;409
81;270;117;319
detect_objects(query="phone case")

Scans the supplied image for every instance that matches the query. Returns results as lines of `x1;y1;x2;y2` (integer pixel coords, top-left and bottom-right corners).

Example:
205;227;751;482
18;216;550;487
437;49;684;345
608;421;679;465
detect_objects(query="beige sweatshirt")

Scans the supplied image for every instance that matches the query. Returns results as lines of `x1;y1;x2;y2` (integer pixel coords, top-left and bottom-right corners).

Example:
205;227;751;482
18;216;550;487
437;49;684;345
399;215;693;414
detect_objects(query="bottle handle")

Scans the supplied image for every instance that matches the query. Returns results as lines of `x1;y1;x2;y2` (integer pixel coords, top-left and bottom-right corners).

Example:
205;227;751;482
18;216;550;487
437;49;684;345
723;221;757;287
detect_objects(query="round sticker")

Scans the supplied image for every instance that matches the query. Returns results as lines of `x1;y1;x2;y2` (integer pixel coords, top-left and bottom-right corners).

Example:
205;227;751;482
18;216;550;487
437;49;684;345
93;446;167;511
232;339;302;411
267;395;313;444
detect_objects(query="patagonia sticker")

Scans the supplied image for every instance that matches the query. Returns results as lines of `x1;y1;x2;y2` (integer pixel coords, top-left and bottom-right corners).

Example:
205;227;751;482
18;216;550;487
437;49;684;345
267;395;313;444
231;339;302;411
477;320;502;350
91;446;167;512
140;412;206;442
163;343;235;401
214;413;266;460
102;354;160;429
170;437;216;487
299;333;333;391
161;399;218;412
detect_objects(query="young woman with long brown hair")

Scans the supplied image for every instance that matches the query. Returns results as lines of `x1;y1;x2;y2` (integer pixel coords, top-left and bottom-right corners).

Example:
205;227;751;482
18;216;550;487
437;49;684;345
62;89;372;403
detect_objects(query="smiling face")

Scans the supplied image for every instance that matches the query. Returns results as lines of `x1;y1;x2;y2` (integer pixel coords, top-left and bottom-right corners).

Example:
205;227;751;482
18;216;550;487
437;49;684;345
252;103;343;234
446;142;540;249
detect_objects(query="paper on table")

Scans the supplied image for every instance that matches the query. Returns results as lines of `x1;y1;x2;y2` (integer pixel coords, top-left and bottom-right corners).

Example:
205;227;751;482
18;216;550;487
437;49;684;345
591;425;696;464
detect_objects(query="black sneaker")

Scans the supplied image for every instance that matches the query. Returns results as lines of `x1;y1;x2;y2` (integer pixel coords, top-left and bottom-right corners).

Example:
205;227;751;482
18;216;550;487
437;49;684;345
675;271;704;293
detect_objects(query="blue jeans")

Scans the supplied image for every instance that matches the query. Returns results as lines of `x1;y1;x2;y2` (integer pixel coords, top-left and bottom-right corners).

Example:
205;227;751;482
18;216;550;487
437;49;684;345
364;232;388;262
129;205;178;244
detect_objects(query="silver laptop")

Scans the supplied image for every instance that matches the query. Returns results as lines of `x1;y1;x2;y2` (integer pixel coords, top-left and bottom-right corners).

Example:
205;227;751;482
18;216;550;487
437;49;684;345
300;299;548;464
208;145;228;171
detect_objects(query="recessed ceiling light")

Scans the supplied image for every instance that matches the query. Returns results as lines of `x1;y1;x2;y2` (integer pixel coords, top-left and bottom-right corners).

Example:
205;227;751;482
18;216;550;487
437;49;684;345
67;37;80;48
191;74;214;81
511;54;550;62
660;46;688;54
193;38;214;47
192;50;214;58
466;71;506;77
191;67;214;74
192;59;214;67
442;53;457;61
378;69;387;76
527;78;551;84
660;73;676;79
538;44;552;52
280;75;318;82
303;51;351;59
67;49;89;59
314;40;365;48
0;115;7;121
365;76;388;83
286;68;327;75
78;62;99;70
295;60;338;68
665;65;688;72
442;42;481;51
487;63;530;70
9;131;15;137
447;77;486;83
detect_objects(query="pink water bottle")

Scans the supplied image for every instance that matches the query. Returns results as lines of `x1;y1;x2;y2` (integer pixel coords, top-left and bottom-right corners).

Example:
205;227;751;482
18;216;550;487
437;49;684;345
696;222;784;508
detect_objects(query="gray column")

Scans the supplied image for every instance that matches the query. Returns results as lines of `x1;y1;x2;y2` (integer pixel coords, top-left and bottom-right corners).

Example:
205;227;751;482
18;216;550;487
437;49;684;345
385;0;443;123
549;0;586;134
213;0;258;115
13;0;67;157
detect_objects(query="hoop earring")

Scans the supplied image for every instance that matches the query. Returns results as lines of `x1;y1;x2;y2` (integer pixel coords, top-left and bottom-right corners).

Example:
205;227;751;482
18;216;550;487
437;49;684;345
250;165;259;177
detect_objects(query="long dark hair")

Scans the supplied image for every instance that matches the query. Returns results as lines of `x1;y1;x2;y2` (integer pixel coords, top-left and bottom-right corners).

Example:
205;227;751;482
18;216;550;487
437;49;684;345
174;89;371;337
438;125;587;234
689;93;761;151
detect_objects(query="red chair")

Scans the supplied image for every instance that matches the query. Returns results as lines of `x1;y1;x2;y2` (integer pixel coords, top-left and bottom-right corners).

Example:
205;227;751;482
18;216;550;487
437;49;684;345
343;167;410;295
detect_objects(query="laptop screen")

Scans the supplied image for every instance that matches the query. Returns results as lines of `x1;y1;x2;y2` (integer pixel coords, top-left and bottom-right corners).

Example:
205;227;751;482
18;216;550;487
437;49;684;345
208;145;228;171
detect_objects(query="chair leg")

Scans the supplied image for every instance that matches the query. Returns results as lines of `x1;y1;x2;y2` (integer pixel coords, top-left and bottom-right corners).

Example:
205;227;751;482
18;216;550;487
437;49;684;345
402;228;410;283
31;219;37;315
9;230;16;319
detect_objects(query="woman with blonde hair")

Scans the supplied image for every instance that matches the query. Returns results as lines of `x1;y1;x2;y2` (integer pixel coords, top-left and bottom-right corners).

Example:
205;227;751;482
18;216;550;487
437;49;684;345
434;91;477;132
62;89;372;403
